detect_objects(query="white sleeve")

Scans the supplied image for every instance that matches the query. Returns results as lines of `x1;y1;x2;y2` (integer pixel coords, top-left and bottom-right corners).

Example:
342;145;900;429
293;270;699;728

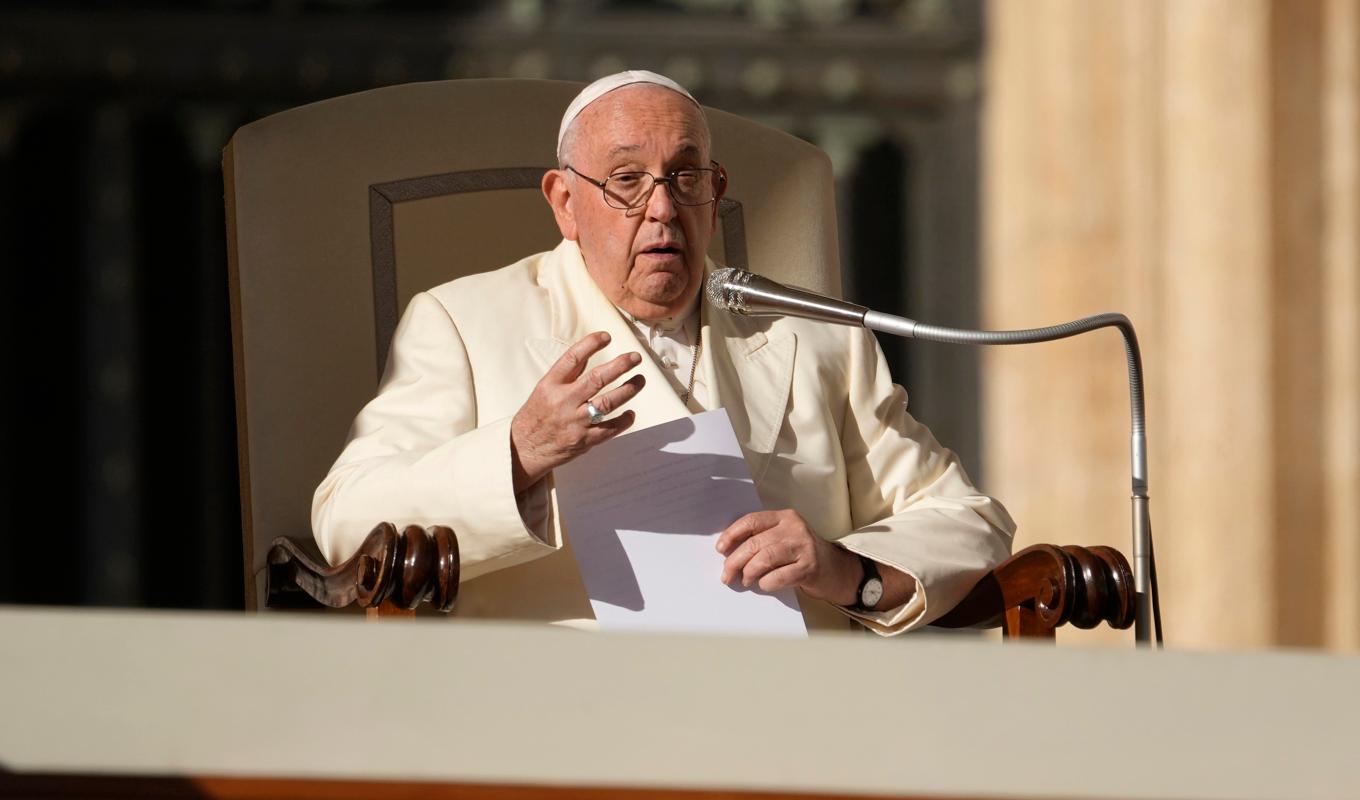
834;327;1016;634
311;291;556;581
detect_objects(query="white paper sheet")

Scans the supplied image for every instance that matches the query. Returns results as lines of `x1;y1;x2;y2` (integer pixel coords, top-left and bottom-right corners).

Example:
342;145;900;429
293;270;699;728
554;408;806;637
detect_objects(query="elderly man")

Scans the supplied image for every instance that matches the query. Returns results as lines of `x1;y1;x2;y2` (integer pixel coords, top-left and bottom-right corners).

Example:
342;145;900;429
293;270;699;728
313;71;1014;634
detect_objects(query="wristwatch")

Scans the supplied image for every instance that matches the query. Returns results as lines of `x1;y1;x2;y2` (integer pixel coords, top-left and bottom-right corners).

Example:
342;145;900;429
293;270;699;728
850;554;884;612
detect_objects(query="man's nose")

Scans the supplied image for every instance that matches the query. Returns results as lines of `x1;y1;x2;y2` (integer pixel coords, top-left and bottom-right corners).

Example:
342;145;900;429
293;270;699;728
643;178;678;223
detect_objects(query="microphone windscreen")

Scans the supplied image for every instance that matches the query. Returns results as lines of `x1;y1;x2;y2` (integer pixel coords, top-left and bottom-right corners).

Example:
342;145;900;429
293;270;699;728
705;266;747;311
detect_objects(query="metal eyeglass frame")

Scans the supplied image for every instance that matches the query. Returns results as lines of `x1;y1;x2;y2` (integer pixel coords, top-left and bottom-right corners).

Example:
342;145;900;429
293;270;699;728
564;161;724;209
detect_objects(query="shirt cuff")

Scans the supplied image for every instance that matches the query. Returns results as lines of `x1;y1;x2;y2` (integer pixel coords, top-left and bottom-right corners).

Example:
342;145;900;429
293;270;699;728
515;478;552;543
835;551;927;636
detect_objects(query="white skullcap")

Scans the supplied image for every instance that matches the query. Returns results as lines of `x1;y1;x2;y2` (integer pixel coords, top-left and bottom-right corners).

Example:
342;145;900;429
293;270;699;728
557;70;701;161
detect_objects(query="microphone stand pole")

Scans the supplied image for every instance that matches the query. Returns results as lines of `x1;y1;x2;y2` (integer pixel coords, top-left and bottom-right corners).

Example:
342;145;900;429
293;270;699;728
862;310;1161;647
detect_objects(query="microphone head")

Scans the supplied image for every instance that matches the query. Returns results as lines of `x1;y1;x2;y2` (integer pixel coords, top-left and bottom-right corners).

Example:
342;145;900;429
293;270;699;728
706;267;754;314
706;266;869;325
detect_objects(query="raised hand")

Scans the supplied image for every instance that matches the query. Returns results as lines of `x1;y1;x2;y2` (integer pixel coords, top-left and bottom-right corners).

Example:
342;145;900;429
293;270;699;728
510;331;646;492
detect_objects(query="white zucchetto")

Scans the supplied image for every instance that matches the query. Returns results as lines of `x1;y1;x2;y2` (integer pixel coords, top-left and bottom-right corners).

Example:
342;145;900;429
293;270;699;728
556;70;701;161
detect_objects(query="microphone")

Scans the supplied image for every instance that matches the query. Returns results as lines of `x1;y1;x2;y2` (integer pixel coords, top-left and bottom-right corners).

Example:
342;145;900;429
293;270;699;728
705;266;918;337
705;265;1162;647
706;267;868;327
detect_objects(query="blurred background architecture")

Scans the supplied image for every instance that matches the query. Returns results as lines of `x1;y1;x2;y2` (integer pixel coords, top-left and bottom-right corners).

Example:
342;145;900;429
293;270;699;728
987;0;1360;651
0;0;1355;651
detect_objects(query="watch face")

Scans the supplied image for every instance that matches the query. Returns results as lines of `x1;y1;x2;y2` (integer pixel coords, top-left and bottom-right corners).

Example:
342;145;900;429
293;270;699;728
861;578;884;608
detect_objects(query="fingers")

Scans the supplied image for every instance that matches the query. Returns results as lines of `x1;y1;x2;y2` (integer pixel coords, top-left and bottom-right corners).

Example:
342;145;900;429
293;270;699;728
735;537;786;587
571;351;644;405
715;511;781;556
587;374;645;417
546;332;644;410
740;537;807;588
719;533;757;585
756;563;806;593
719;520;785;585
512;332;649;488
547;331;613;383
585;409;636;441
721;532;806;589
717;510;820;591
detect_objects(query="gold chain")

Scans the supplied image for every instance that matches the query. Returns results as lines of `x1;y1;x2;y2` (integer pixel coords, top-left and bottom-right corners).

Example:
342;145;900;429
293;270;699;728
680;326;702;404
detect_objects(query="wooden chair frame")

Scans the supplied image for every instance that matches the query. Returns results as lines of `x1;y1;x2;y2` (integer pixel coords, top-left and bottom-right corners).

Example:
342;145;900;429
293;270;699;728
266;526;1136;639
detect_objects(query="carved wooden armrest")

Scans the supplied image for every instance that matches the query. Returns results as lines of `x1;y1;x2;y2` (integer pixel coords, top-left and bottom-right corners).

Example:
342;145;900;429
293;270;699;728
931;544;1136;640
269;527;1134;640
266;523;459;615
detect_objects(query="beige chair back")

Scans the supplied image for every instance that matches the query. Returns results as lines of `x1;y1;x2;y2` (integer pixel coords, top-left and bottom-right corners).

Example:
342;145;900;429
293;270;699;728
224;78;841;609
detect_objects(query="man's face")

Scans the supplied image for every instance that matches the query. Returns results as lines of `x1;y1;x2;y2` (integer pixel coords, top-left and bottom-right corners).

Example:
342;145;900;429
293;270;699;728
545;85;723;321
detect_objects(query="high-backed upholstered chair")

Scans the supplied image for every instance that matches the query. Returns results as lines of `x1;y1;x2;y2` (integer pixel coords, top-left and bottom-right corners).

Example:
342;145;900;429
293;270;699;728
224;78;1133;637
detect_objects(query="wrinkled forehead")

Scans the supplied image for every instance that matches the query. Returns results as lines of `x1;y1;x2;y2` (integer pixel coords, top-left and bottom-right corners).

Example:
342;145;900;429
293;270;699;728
571;85;711;161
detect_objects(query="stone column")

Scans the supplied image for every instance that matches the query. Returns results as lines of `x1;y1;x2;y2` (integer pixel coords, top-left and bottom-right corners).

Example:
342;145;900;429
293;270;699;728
984;0;1359;649
1323;0;1360;650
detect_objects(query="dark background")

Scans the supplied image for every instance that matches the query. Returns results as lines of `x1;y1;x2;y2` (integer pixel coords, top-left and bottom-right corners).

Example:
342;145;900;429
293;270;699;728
0;0;983;611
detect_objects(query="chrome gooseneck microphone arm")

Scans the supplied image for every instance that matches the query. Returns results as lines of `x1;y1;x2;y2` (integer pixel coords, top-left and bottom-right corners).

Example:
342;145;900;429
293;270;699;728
707;267;1162;647
869;311;1160;647
706;267;871;324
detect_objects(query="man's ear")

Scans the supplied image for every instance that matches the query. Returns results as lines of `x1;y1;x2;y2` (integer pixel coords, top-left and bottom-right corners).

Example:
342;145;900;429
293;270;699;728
542;169;578;241
709;163;729;224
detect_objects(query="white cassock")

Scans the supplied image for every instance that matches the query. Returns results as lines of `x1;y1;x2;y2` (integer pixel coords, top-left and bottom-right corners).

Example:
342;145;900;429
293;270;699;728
313;239;1015;634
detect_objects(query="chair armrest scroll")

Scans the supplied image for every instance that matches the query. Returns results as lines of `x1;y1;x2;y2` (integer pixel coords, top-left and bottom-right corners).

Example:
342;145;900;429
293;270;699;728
931;544;1135;639
266;523;459;612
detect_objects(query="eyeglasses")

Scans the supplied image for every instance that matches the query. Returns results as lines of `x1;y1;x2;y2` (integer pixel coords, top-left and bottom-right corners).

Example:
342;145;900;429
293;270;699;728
565;162;723;209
